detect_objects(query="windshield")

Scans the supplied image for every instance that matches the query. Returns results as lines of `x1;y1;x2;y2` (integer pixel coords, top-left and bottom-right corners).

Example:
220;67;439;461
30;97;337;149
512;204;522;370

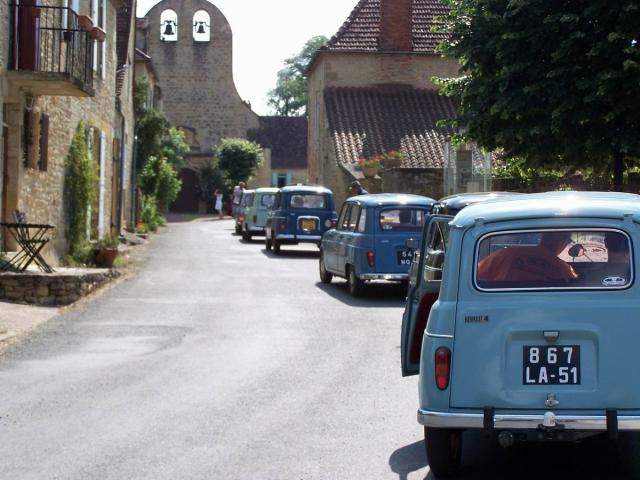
289;194;326;209
379;208;427;232
475;229;632;290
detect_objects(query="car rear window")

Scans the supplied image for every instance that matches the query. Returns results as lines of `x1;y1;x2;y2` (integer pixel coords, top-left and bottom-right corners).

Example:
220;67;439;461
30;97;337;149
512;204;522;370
260;194;275;208
379;208;427;232
475;229;633;291
289;194;326;209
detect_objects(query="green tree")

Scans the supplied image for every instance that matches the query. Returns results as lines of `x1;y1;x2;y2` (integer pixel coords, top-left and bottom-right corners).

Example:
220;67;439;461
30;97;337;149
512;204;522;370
139;155;182;212
437;0;640;189
198;159;225;206
267;35;327;116
217;138;264;190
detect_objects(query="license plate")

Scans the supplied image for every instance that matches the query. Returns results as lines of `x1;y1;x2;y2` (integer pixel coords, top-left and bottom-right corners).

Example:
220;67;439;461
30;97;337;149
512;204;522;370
523;345;581;385
397;249;413;265
301;219;316;231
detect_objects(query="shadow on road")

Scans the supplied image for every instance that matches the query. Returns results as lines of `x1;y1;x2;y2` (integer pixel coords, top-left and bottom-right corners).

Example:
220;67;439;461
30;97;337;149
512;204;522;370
166;213;217;223
399;430;640;480
389;440;429;480
315;281;406;307
260;248;320;260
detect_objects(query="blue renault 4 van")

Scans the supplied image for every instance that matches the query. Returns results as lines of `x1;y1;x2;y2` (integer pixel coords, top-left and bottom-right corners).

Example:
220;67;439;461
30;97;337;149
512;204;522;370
320;194;435;296
264;185;337;254
401;192;640;477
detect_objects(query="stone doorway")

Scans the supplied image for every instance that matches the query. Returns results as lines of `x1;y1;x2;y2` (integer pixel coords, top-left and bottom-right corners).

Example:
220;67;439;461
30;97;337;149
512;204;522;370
170;168;200;213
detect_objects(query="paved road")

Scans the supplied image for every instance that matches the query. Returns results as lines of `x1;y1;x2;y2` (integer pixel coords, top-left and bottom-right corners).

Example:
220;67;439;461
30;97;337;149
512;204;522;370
1;217;638;479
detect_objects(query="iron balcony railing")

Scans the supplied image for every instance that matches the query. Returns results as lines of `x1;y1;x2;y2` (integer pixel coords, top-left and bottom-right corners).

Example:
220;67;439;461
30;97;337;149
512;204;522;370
10;4;94;95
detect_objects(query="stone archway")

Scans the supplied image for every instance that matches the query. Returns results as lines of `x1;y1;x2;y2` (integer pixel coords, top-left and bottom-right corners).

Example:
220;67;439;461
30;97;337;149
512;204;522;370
170;168;200;213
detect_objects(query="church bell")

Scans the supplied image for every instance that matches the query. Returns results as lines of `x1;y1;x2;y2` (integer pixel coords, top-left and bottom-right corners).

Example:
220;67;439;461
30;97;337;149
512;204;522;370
163;21;174;36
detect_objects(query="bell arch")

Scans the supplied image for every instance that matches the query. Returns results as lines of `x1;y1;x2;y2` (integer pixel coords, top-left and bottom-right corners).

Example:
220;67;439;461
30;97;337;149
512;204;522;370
192;10;211;42
160;9;178;42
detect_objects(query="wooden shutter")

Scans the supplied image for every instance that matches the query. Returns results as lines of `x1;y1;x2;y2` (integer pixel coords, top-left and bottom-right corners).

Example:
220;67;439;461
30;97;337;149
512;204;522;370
39;113;49;171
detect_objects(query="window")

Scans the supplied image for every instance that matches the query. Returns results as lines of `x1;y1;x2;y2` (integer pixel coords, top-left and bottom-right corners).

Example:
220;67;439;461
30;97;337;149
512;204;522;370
357;208;367;233
337;204;351;230
347;205;360;230
241;193;254;207
423;220;450;282
277;173;287;188
38;113;49;172
22;108;34;168
92;0;107;78
289;194;326;209
160;9;178;42
192;10;210;42
261;194;275;208
475;229;633;291
379;208;428;232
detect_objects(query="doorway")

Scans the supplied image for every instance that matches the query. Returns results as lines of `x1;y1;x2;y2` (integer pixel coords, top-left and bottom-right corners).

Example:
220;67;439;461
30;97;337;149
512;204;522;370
170;168;200;213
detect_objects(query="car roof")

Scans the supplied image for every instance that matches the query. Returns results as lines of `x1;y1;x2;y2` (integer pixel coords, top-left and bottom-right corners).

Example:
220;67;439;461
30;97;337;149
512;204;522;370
255;187;280;194
346;193;436;207
452;191;640;228
242;189;256;194
281;184;333;194
437;191;523;209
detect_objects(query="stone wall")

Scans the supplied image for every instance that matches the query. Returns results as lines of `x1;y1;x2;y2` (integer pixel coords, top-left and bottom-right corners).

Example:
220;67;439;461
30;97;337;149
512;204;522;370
382;168;444;201
142;0;260;154
0;269;120;306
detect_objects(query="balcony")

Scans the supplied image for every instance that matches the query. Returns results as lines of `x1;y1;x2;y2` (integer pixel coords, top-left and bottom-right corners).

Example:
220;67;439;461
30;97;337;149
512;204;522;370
9;4;95;97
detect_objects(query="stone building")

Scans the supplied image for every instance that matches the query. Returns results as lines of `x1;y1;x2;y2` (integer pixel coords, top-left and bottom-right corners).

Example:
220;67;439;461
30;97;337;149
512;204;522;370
307;0;462;207
248;117;308;189
1;0;137;264
138;0;260;213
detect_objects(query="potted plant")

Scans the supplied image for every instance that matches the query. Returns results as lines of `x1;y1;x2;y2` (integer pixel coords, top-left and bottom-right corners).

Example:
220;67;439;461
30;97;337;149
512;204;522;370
356;156;383;178
78;15;94;31
381;150;405;169
94;236;120;268
90;26;106;42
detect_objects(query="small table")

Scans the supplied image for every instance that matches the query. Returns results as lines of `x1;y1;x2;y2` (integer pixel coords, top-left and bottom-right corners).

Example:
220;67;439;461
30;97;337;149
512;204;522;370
1;222;55;273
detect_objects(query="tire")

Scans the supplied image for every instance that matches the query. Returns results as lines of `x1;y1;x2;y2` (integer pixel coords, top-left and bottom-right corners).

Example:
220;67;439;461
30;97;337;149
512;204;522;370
424;427;462;478
347;266;365;297
265;234;272;250
235;223;241;235
272;234;281;254
319;252;333;284
242;228;251;242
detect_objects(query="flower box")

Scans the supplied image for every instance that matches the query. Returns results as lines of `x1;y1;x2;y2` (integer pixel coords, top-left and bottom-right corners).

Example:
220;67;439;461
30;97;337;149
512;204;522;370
362;167;379;178
78;15;94;31
381;150;405;169
90;26;106;42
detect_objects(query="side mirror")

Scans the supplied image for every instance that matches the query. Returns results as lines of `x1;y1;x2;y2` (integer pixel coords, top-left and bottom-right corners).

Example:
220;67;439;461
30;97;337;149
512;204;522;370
405;238;419;250
568;243;585;258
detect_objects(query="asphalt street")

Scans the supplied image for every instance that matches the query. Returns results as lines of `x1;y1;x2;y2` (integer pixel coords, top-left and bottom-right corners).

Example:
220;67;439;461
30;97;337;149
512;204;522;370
1;217;639;479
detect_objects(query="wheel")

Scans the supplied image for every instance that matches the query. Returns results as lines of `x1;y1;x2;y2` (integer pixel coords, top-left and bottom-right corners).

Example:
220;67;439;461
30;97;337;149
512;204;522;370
265;234;272;250
272;234;281;254
242;228;251;242
347;266;365;297
235;223;241;235
319;252;333;284
424;427;462;478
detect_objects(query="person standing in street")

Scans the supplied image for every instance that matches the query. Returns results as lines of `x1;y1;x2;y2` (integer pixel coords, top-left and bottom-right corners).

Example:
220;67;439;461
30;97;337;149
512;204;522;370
350;180;368;196
214;189;224;219
232;181;246;216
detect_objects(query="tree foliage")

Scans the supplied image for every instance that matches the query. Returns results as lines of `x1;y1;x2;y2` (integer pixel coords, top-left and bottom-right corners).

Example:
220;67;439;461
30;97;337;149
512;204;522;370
139;155;182;212
217;139;264;190
267;35;327;116
437;0;640;186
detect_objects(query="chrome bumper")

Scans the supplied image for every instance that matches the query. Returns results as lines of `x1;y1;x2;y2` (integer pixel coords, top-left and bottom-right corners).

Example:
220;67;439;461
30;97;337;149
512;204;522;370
248;226;265;233
359;273;408;281
276;234;322;241
418;409;640;431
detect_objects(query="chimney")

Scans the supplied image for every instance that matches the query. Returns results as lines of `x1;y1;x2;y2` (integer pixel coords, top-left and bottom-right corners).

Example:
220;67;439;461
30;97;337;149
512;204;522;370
380;0;413;51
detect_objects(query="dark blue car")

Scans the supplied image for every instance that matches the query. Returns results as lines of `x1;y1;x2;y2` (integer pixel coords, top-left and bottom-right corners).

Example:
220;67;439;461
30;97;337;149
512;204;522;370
319;194;435;296
264;185;337;254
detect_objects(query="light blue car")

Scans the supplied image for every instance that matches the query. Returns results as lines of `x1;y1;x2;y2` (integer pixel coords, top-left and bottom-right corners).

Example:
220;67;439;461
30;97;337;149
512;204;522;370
320;194;435;296
401;191;640;477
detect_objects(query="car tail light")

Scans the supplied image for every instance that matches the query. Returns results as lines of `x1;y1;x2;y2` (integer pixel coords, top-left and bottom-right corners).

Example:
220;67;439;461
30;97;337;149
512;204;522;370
331;219;337;228
367;251;375;267
253;215;257;224
324;219;333;228
435;347;451;390
239;215;245;222
280;219;287;230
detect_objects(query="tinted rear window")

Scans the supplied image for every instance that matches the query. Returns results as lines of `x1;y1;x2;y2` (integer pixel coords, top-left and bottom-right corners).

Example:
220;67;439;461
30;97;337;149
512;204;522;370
260;194;275;208
289;194;326;209
475;229;632;290
379;208;427;232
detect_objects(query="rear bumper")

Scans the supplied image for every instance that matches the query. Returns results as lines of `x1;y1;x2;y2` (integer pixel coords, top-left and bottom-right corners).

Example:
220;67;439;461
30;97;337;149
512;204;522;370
276;234;322;241
248;225;265;233
360;273;408;281
417;409;640;431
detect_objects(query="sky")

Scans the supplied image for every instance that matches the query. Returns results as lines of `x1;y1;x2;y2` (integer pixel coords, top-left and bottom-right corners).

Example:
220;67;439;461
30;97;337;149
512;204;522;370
137;0;357;116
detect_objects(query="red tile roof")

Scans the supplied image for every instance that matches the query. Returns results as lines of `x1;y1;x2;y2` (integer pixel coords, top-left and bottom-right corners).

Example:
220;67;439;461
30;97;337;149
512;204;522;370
324;86;457;169
326;0;450;53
